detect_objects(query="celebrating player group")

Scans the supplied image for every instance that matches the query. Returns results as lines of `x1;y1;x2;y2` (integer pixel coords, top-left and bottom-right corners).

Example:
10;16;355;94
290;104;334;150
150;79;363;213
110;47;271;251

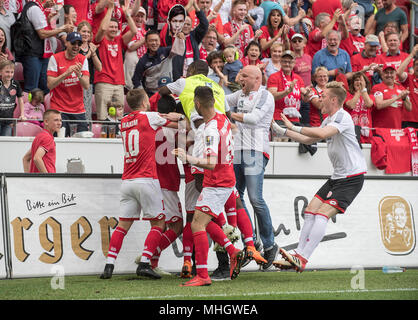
100;60;366;287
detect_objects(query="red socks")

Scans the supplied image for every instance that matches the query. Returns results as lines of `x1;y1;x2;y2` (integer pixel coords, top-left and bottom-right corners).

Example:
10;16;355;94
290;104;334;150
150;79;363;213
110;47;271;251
151;229;178;267
224;192;237;227
237;208;255;247
206;221;236;256
192;230;209;278
106;226;127;264
182;221;193;263
141;226;163;263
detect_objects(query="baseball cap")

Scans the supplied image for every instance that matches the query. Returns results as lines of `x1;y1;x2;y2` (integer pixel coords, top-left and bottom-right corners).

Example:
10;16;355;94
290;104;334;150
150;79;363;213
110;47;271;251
66;32;82;44
365;34;380;46
281;50;296;59
158;76;172;88
291;33;304;41
382;64;396;71
137;6;146;15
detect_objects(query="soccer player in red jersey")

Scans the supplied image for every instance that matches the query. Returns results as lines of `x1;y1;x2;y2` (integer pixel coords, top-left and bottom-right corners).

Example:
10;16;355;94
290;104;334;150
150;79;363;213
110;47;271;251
100;88;179;280
22;109;62;173
173;86;244;287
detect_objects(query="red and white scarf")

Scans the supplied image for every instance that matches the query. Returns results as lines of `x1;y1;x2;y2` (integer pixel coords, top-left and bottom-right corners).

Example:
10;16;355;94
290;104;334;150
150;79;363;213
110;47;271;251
280;70;302;119
231;20;251;58
406;127;418;176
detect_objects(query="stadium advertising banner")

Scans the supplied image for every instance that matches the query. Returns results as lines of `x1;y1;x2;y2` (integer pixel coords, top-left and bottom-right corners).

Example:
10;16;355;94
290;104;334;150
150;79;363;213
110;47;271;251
1;175;417;278
0;177;6;279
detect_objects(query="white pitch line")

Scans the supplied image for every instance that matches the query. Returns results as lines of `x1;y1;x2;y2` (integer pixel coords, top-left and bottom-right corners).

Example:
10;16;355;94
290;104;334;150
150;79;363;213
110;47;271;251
94;287;418;300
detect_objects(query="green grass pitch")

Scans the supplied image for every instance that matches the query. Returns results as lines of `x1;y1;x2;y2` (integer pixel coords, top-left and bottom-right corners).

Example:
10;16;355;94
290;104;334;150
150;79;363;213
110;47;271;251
1;269;417;300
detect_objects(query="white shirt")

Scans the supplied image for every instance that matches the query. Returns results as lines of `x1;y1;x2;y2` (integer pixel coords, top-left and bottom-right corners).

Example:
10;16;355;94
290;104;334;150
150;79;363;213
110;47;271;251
321;108;367;179
226;88;274;155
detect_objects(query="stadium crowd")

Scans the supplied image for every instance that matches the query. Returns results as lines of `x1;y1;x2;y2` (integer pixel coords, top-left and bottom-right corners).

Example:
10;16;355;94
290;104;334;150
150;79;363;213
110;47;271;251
2;0;418;285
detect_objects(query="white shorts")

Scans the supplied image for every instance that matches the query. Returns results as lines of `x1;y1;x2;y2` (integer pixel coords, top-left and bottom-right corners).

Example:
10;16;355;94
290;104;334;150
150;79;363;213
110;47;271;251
195;187;234;218
185;180;201;214
161;189;183;223
119;178;165;221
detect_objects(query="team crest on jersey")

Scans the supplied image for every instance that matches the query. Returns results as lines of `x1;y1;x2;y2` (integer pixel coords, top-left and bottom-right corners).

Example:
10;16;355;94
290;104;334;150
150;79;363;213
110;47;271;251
378;196;415;255
206;136;214;146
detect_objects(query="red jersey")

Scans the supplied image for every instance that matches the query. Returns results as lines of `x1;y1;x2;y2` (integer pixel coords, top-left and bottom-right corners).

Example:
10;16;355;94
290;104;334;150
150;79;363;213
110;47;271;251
306;28;327;58
267;70;305;122
312;0;342;20
30;130;56;173
47;52;89;114
183;164;194;184
120;111;168;180
91;2;126;36
344;92;374;131
155;127;180;191
309;86;328;127
401;74;418;123
351;51;379;83
202;113;235;188
374;128;411;174
372;82;407;129
223;21;254;58
340;33;365;56
259;26;293;58
65;0;90;24
375;51;413;71
94;35;125;85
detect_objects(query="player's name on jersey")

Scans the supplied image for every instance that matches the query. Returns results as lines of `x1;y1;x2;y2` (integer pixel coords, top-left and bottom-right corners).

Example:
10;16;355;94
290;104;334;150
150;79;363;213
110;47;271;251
122;119;138;129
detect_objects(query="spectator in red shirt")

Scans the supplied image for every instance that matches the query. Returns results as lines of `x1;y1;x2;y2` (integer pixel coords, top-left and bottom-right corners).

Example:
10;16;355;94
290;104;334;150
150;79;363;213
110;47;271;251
223;0;254;58
312;0;342;21
22;109;62;173
351;34;380;84
47;32;90;136
340;15;365;56
372;64;411;129
308;66;329;127
375;32;412;73
345;72;374;142
199;27;218;60
91;0;140;36
306;9;342;58
267;50;310;124
259;8;289;59
94;1;137;121
397;45;418;129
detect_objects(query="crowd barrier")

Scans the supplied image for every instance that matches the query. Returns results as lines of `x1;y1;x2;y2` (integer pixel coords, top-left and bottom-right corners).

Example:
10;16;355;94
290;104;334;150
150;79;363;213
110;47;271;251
0;173;417;279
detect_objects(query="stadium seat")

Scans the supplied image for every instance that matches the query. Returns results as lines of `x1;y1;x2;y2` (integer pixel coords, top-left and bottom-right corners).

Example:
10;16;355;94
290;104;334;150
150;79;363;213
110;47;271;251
15;122;43;137
91;123;102;138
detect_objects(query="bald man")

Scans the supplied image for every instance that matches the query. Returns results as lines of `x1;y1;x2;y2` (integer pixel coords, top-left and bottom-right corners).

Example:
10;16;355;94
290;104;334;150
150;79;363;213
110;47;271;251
226;65;279;269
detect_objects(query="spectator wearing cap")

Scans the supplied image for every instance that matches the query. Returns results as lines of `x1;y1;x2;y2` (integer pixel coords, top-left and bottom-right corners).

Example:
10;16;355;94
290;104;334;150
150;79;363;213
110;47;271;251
291;33;312;124
93;1;137;121
47;32;90;136
149;76;173;112
124;6;148;90
396;45;418;129
375;32;413;74
311;29;352;81
267;50;311;124
132;29;185;97
351;34;381;84
371;64;411;129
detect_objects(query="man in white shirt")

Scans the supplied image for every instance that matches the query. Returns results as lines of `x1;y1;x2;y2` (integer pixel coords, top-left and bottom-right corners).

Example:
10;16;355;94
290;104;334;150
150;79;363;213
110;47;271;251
226;65;278;269
271;81;367;273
